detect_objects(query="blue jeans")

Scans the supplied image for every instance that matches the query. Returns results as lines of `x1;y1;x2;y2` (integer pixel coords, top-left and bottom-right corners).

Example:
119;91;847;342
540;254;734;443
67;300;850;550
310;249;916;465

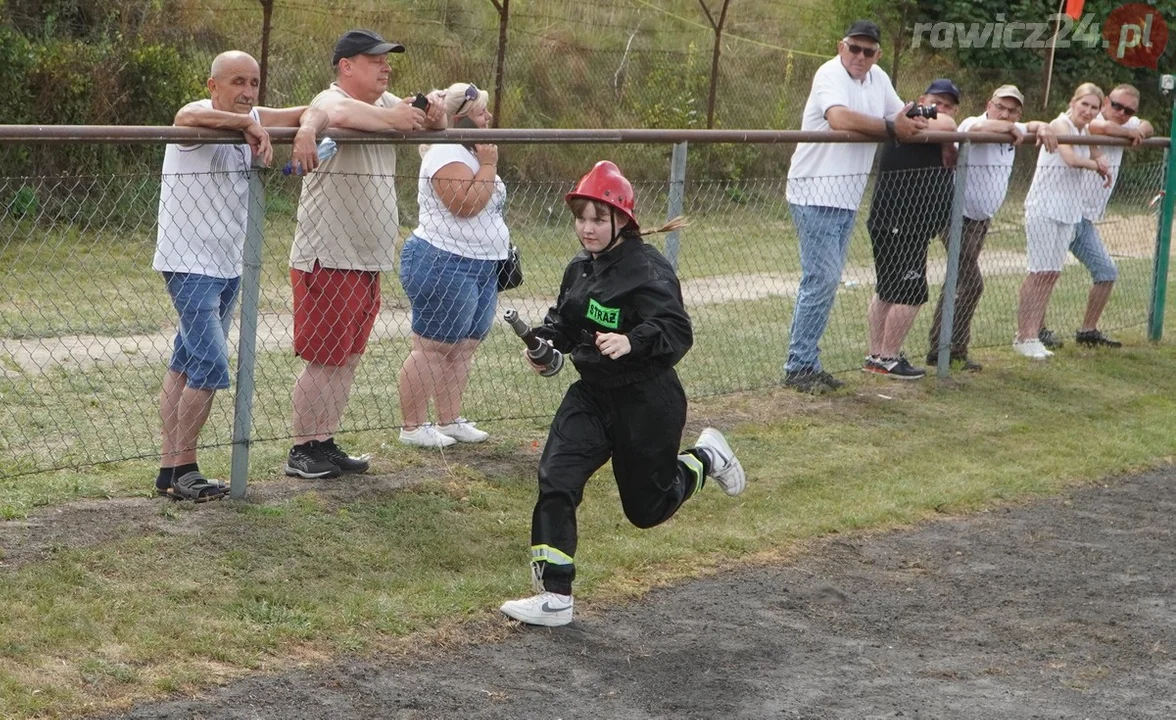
399;235;498;343
786;204;857;372
1070;219;1118;283
162;272;240;390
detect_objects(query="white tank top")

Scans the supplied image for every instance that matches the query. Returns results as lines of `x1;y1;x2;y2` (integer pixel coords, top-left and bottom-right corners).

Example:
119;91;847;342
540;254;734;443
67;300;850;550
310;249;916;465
1024;112;1092;224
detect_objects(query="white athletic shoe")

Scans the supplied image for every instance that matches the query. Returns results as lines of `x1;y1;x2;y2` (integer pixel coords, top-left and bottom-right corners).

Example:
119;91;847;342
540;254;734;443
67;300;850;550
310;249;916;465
695;427;746;496
499;591;574;627
1012;338;1053;360
399;423;457;448
435;417;489;443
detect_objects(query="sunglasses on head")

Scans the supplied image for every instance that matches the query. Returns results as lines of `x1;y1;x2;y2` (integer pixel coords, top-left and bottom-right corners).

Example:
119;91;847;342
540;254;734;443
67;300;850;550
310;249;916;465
1109;99;1137;116
844;42;878;58
456;83;480;115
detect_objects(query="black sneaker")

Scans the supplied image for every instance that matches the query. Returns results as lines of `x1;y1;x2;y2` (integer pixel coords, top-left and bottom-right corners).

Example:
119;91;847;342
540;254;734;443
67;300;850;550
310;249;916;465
285;441;341;479
784;367;844;394
863;354;926;380
320;438;371;474
1038;327;1064;350
1076;329;1122;348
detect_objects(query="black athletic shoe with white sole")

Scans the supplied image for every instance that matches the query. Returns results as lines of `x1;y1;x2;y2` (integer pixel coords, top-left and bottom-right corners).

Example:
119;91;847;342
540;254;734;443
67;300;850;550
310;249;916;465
320;438;370;474
285;441;341;479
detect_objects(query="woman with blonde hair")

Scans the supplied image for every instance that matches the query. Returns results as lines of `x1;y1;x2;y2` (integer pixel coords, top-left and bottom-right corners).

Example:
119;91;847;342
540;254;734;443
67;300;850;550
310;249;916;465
397;82;507;447
1013;82;1113;359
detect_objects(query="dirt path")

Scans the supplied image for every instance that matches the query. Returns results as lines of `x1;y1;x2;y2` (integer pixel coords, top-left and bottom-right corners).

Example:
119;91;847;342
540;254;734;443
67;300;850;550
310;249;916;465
1;214;1157;376
93;465;1176;720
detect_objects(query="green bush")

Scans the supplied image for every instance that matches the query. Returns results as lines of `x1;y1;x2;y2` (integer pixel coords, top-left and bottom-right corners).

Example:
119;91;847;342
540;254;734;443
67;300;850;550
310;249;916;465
0;26;35;124
5;184;39;219
119;43;204;125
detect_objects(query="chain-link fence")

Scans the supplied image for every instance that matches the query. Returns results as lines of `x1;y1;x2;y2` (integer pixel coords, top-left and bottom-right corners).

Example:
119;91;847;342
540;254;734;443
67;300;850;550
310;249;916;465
0;131;1170;482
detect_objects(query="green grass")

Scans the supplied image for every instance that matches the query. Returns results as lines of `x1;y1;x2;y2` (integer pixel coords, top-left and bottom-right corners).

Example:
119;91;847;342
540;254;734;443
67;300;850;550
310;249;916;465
4;343;1176;717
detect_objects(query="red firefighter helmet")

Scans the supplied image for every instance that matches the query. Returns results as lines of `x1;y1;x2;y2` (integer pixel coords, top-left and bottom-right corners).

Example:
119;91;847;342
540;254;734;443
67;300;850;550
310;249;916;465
565;160;639;231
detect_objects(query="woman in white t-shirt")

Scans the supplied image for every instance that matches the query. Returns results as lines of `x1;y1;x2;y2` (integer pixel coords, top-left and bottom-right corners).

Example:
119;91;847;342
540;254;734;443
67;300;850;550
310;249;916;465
397;83;509;447
1013;82;1113;359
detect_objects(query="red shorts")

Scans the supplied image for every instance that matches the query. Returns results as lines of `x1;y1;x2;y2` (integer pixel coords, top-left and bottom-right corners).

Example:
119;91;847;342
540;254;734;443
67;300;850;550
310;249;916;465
291;263;381;366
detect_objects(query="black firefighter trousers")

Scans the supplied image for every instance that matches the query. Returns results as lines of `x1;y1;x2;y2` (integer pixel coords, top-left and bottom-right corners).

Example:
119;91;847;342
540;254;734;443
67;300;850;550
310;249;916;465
530;370;708;595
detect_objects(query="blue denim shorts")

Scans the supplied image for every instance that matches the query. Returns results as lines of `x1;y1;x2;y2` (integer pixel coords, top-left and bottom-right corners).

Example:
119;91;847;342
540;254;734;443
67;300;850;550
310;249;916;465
1070;219;1118;283
399;235;498;343
163;272;240;390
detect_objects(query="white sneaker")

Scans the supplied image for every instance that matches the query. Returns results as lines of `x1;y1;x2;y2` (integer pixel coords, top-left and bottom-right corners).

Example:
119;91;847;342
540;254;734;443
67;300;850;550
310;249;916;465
435;417;489;443
499;591;574;627
398;423;457;448
1012;338;1053;359
694;427;746;496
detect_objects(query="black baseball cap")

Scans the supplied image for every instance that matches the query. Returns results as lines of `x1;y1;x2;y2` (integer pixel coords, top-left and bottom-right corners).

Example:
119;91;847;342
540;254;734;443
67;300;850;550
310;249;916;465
844;20;882;44
332;29;405;66
924;78;961;103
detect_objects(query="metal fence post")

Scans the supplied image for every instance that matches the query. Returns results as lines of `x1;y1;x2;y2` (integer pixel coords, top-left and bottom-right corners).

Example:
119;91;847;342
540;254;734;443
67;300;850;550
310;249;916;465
936;141;970;378
229;170;265;498
665;141;688;270
1148;107;1176;340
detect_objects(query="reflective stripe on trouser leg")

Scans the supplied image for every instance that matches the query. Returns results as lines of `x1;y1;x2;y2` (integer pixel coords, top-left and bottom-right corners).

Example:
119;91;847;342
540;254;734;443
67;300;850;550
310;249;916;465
679;451;705;497
531;544;574;566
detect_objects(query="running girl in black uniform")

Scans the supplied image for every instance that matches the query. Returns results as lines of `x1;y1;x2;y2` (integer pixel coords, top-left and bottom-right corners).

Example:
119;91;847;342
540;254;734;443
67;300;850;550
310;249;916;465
499;160;746;627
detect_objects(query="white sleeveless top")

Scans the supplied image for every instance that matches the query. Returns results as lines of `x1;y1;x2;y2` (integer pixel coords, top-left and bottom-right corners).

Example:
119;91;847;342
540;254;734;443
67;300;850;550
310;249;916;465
1024;113;1092;224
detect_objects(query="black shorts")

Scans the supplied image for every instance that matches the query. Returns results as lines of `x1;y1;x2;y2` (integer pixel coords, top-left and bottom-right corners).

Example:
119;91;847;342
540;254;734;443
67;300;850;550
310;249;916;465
867;213;934;306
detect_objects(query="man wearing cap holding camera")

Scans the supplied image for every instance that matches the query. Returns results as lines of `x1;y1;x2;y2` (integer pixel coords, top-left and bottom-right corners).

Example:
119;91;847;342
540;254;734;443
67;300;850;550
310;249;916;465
285;29;447;479
926;84;1057;370
862;78;961;380
784;19;927;394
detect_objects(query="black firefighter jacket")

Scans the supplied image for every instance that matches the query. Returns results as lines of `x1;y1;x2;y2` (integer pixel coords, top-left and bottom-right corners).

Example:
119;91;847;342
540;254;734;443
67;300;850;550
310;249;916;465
535;236;693;389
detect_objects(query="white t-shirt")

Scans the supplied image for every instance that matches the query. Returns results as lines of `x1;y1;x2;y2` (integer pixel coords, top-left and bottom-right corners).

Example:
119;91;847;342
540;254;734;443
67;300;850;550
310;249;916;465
1084;113;1143;221
154;100;258;278
1024;113;1091;225
412;144;509;260
958;114;1027;221
786;57;904;210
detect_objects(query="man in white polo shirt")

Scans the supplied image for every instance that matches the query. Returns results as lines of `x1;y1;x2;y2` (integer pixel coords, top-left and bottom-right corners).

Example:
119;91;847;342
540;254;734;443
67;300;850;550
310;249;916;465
925;84;1057;371
154;50;327;501
784;19;926;393
1051;83;1155;349
284;29;447;479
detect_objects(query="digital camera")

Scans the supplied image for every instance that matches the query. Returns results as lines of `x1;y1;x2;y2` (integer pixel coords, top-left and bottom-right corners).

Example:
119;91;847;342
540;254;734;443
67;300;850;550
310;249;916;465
906;104;938;120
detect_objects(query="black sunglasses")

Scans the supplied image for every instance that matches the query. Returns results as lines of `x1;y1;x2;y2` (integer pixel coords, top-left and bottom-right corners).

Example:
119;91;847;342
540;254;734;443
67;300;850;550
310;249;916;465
455;83;480;115
845;42;878;58
1109;99;1137;116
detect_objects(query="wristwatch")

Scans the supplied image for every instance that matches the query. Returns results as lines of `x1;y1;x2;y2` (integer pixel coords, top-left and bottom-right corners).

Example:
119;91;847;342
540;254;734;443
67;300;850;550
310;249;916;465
885;118;898;143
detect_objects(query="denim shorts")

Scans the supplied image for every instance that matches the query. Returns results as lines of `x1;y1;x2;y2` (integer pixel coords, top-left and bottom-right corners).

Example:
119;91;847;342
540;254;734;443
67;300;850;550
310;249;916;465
1070;219;1118;283
162;272;240;390
399;235;498;343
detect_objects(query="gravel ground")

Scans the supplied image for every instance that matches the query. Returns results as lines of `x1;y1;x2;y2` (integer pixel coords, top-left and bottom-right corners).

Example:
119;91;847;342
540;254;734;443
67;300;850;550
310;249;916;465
97;466;1176;720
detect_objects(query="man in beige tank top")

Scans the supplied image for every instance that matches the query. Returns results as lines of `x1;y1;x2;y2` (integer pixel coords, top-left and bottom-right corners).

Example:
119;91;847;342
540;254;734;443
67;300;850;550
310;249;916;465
285;29;447;479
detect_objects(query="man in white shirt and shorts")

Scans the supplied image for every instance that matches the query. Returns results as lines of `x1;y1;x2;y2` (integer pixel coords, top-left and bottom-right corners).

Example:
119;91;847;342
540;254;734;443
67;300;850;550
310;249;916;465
1048;83;1154;350
154;50;327;501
